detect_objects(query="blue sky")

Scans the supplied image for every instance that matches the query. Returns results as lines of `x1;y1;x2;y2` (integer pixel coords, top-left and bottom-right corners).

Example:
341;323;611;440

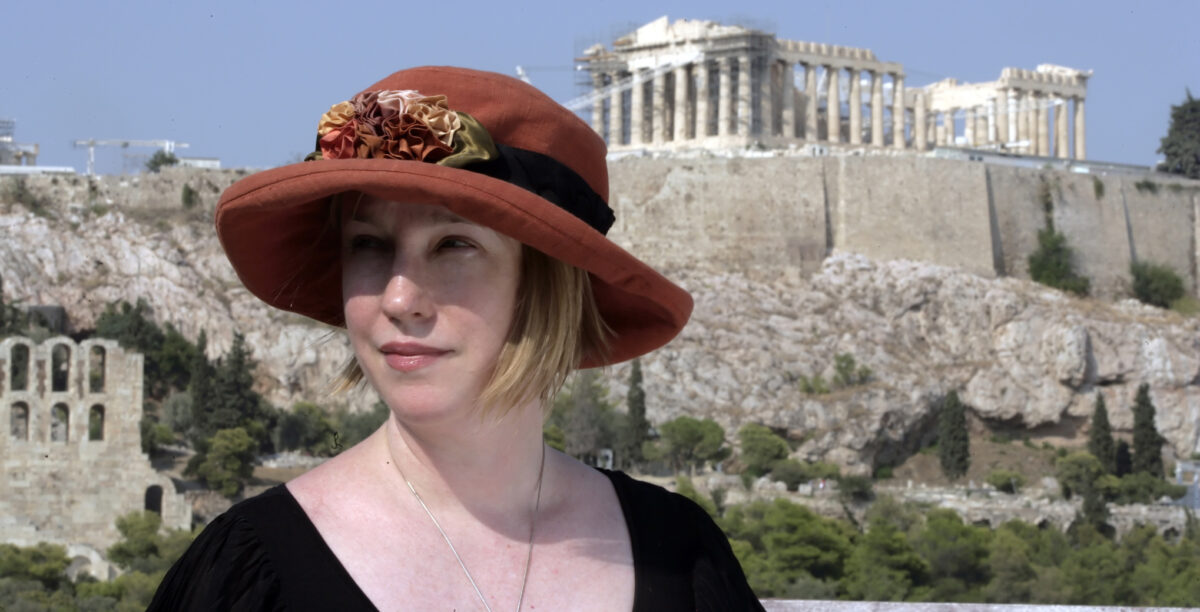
2;0;1196;174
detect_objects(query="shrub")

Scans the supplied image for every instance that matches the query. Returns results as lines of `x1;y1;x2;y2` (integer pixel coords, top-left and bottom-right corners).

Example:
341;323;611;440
181;183;199;209
798;374;829;395
770;459;810;491
987;469;1026;494
1130;261;1185;308
1092;176;1105;199
833;353;872;388
1028;227;1090;296
837;475;875;503
1134;179;1160;194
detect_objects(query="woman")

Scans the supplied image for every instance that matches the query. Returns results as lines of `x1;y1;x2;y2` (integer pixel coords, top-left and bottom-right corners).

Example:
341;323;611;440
151;66;762;611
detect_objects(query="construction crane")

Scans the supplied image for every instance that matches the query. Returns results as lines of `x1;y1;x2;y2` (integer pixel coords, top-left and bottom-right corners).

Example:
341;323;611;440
71;139;190;176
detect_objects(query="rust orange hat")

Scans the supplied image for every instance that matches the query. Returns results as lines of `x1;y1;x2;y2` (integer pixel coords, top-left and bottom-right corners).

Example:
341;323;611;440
215;66;692;367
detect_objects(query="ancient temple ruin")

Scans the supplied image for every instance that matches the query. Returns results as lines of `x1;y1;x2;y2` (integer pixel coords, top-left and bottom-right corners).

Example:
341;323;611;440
0;336;190;580
577;17;1090;158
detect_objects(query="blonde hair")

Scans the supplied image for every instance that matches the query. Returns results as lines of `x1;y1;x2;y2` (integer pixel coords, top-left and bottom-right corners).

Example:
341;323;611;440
333;245;610;416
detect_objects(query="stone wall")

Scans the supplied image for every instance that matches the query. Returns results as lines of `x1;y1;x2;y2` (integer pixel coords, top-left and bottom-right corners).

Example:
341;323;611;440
608;155;1200;299
0;336;189;579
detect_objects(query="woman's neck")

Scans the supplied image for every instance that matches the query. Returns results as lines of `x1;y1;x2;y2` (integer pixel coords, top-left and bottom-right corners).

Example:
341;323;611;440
378;402;549;532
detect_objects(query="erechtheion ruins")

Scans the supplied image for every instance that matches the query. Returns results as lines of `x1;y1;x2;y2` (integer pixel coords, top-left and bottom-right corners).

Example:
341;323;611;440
577;17;1090;158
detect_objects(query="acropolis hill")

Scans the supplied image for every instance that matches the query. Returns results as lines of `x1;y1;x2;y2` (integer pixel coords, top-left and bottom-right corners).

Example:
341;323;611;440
2;18;1199;477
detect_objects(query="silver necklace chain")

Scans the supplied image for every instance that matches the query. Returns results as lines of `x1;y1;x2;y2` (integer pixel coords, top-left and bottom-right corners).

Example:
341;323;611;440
397;444;546;612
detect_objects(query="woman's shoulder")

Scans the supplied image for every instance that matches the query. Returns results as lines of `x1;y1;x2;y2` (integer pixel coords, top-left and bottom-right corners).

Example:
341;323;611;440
148;485;374;612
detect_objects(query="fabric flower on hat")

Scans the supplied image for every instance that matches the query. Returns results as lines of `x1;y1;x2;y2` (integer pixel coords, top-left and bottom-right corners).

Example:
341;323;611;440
307;89;488;164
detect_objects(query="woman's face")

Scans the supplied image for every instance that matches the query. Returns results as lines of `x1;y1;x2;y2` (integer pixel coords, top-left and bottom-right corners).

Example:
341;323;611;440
341;196;522;423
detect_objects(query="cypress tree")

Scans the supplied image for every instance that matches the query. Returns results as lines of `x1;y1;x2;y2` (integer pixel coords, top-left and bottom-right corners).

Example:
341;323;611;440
1115;439;1133;477
620;359;650;469
1131;383;1165;477
938;391;970;480
1087;393;1116;474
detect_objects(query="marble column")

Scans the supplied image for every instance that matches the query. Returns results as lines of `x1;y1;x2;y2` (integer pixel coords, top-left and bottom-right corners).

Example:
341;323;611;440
1017;93;1030;153
695;61;710;139
987;101;997;144
608;72;624;146
827;67;841;143
591;73;605;136
781;62;796;139
893;74;906;149
737;55;752;136
943;108;955;145
1006;91;1018;146
761;60;776;137
996;90;1009;147
848;68;862;145
913;92;926;150
1035;93;1049;156
631;70;646;145
652;72;667;144
870;70;884;146
964;107;976;146
805;64;818;141
1054;98;1069;159
976;108;987;146
1074;97;1086;160
673;65;689;142
718;58;732;137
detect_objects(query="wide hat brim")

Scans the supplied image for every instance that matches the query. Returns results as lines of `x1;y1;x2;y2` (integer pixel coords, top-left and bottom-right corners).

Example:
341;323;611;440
216;154;693;368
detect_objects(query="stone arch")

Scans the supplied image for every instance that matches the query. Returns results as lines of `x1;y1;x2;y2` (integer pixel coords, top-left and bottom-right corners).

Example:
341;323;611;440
10;401;29;440
1036;518;1053;531
88;404;105;441
51;343;70;392
972;518;992;529
1164;527;1181;541
66;556;93;582
145;485;163;514
50;403;69;442
88;345;106;393
10;343;29;391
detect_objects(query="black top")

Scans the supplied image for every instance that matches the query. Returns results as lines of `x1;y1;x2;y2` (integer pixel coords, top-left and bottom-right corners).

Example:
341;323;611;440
149;469;764;611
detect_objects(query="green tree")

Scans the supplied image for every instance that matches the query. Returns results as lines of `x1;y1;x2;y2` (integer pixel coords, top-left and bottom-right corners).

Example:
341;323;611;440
983;528;1036;603
275;402;338;455
543;423;566;452
145;150;178;173
330;401;390;451
842;520;930;601
0;543;70;590
1115;439;1133;476
617;359;650;469
551;369;623;465
912;509;992;601
193;427;257;497
1158;89;1200;179
1132;383;1164;477
1056;451;1104;499
937;391;970;480
738;423;790;477
1088;393;1116;474
645;416;729;474
675;475;717;517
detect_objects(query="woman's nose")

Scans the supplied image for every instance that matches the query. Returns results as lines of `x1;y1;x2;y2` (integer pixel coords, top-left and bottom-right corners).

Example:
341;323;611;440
380;269;433;322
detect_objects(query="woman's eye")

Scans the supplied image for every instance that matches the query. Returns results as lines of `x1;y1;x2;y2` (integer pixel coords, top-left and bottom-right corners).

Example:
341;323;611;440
349;235;387;252
438;237;474;251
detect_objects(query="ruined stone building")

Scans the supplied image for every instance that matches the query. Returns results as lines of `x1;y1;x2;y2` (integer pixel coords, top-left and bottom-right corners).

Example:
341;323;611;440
578;16;1090;158
0;336;190;579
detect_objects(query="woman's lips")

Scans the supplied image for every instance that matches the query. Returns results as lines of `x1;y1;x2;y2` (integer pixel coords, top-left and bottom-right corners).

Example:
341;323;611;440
380;342;449;372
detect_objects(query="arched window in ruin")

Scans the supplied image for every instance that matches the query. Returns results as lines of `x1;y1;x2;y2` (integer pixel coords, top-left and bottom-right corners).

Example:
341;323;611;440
10;344;29;391
51;344;70;392
88;404;105;441
50;403;69;442
145;485;163;515
88;346;106;393
10;402;29;440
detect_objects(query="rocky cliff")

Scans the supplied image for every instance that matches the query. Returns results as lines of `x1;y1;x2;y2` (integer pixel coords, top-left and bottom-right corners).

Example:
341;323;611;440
3;169;1198;473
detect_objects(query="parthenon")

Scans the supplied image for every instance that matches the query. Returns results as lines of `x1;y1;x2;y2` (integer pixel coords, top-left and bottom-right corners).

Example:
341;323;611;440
578;17;1091;158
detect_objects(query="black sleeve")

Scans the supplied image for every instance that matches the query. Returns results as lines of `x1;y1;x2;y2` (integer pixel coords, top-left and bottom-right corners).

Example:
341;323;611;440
679;495;765;612
601;469;764;612
147;510;284;612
